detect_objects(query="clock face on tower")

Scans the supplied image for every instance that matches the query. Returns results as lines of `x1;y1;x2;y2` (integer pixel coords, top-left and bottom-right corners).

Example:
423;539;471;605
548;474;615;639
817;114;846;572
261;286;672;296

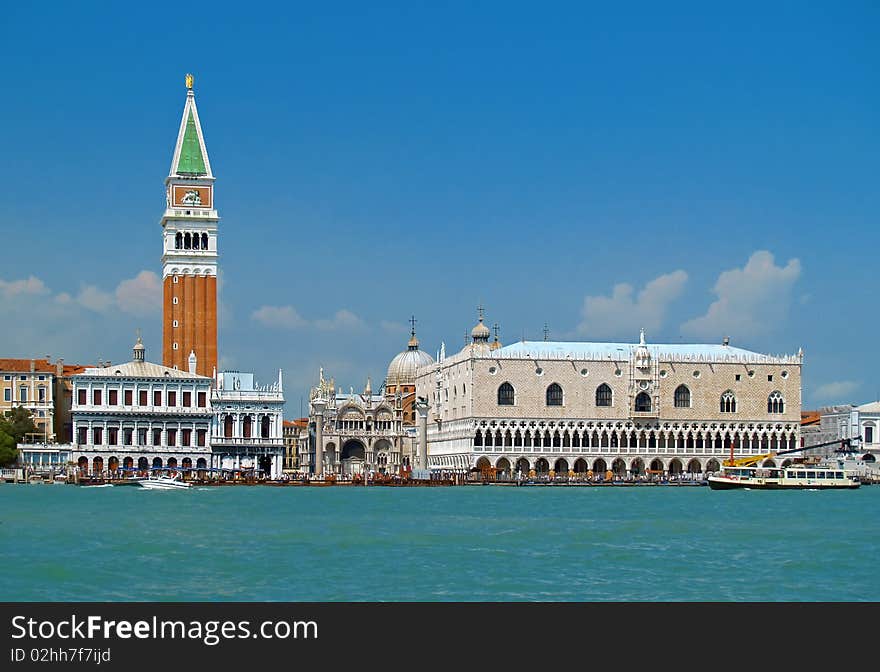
171;184;212;209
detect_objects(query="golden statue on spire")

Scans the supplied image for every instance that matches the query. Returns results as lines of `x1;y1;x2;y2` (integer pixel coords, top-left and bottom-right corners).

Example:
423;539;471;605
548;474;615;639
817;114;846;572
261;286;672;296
185;73;194;89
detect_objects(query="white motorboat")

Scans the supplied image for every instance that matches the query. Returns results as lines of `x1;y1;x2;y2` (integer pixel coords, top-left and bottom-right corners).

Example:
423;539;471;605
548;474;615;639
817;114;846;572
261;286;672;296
137;474;192;490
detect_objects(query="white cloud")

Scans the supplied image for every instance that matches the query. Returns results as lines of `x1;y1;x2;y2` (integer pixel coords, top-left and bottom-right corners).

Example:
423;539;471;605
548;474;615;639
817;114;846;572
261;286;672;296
314;309;365;331
251;305;308;329
251;306;365;332
681;250;801;340
76;285;114;312
115;270;162;317
380;320;407;333
0;275;48;298
812;380;860;403
577;270;688;340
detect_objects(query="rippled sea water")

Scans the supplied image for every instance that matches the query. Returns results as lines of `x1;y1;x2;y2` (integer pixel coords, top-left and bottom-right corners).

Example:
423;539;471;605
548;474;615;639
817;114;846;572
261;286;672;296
2;483;877;601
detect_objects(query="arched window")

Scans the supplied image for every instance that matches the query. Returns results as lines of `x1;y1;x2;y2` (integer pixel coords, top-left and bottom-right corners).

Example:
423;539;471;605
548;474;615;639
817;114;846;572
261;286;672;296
767;391;784;414
674;385;691;408
175;232;182;249
596;383;612;407
201;233;208;250
546;383;563;406
184;232;191;249
635;392;651;412
720;391;737;413
497;382;515;406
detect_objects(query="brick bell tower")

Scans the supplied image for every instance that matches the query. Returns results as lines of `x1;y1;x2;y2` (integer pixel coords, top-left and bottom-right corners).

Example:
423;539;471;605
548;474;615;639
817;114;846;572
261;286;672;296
161;74;218;377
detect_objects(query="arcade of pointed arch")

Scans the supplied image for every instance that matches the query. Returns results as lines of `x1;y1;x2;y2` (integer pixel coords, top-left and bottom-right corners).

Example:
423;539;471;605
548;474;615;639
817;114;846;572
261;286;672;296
469;417;798;473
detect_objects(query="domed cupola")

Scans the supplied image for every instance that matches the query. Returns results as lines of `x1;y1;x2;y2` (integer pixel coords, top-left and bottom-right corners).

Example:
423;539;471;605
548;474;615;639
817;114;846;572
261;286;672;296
471;309;491;343
489;323;502;350
386;318;435;387
461;306;493;356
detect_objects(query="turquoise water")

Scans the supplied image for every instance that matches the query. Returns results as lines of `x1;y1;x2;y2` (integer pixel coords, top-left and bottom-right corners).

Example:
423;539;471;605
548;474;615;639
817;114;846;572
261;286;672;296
2;483;878;601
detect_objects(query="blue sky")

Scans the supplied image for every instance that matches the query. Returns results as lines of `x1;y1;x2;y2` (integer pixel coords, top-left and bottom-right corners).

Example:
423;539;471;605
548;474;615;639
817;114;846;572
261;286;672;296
1;1;877;413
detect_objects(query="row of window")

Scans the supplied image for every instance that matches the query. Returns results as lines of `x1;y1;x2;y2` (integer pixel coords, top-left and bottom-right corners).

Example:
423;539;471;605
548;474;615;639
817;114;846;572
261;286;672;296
221;415;272;439
76;388;207;408
174;231;209;250
496;383;786;414
2;374;47;381
77;426;208;447
3;386;48;403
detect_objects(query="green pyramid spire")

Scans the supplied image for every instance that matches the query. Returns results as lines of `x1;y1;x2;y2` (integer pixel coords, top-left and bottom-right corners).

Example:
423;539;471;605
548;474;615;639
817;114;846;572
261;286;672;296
177;109;207;175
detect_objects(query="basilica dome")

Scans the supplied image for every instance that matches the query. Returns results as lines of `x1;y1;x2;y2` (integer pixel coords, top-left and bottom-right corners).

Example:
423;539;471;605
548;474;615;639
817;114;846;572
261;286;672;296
386;331;434;387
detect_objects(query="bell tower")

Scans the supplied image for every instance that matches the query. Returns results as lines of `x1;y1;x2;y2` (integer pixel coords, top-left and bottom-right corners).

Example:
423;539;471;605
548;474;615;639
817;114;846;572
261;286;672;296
161;73;218;377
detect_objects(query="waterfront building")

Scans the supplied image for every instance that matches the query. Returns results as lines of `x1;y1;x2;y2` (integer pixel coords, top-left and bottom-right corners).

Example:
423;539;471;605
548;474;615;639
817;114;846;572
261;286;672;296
414;311;804;478
299;329;434;477
16;443;72;474
161;74;218;377
811;401;880;463
210;370;285;478
1;358;57;441
300;369;415;476
0;357;87;443
71;338;213;475
282;418;307;472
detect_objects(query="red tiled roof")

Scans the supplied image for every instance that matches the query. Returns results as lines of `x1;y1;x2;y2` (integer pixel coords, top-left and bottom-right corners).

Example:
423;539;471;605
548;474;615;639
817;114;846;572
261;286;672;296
0;358;55;373
801;410;821;426
0;358;90;376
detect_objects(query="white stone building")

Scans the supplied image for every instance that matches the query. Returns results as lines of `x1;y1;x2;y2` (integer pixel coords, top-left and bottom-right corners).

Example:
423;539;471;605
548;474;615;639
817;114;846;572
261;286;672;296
71;338;214;475
300;370;415;477
414;312;804;479
812;402;880;462
210;370;285;478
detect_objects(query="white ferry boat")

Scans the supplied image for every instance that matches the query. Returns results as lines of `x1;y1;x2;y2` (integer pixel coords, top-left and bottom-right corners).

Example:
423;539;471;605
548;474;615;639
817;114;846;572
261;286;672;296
708;464;860;490
137;474;192;490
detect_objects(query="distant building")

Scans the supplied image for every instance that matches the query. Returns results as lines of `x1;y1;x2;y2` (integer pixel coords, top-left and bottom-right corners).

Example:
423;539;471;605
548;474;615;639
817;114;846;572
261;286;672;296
211;370;285;478
282;418;307;472
301;371;410;476
300;326;435;477
71;338;213;475
1;358;57;441
813;402;879;464
16;443;72;474
415;310;804;478
0;357;88;444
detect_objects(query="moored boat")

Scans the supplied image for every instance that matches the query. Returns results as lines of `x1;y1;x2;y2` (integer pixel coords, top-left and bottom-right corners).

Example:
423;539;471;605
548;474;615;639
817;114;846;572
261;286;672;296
708;464;860;490
137;474;192;490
